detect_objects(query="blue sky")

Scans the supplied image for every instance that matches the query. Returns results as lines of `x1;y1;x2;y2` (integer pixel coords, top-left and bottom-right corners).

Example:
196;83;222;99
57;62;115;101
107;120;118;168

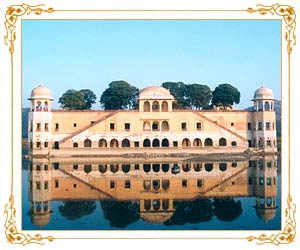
22;20;281;109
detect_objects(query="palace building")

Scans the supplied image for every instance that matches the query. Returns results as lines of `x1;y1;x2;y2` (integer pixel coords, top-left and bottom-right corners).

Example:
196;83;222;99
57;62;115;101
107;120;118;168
27;83;277;157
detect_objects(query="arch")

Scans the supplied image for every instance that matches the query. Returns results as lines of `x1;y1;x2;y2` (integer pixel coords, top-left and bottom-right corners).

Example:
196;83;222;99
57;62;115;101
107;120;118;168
98;164;107;173
161;121;169;131
152;121;160;131
162;199;169;210
204;138;213;146
98;139;107;147
143;164;151;173
44;101;49;111
265;101;270;111
152;101;160;111
84;139;92;147
144;200;151;210
162;138;169;147
182;163;191;172
182;138;191;147
143;139;151;147
144;101;150;112
258;101;263;111
122;164;130;173
161;101;168;112
143;121;151;131
110;164;119;173
122;139;130;147
73;142;78;148
110;139;119;147
84;165;92;174
219;163;227;172
193;138;202;147
204;163;213;172
231;141;237;147
36;101;42;111
162;164;170;172
153;164;160;173
152;139;160;147
153;200;160;210
219;138;227;146
193;163;202;172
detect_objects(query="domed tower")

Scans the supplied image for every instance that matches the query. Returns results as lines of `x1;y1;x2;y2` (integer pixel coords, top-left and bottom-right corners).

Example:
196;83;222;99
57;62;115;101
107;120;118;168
138;86;175;112
251;84;277;152
28;83;53;155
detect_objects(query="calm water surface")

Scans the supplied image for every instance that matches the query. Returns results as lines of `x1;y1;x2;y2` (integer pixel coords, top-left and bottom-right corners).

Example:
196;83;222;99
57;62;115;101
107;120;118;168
22;152;281;230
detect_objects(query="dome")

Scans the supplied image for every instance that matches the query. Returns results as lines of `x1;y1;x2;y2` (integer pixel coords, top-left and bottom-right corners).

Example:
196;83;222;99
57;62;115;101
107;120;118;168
138;86;174;100
255;207;277;222
253;85;275;100
29;82;53;100
140;211;174;224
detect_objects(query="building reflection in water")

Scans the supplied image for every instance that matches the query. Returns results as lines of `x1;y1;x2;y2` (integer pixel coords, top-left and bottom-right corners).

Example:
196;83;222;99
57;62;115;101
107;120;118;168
27;155;279;229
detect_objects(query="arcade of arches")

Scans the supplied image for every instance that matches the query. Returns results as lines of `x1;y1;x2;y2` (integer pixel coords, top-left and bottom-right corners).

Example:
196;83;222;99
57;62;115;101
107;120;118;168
79;137;238;148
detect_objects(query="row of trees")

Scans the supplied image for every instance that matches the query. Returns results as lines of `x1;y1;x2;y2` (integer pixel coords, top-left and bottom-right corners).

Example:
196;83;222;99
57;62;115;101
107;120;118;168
58;80;241;110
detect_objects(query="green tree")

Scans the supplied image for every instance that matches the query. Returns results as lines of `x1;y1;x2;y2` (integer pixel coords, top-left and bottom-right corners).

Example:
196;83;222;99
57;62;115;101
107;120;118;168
187;83;212;110
79;89;97;109
100;81;139;110
58;89;86;110
161;82;189;109
58;201;96;221
212;83;241;110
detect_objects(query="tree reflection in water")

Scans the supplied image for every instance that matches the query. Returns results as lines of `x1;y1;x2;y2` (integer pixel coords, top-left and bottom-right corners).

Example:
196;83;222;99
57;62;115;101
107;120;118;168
213;198;242;222
58;201;96;220
100;200;139;228
164;198;213;226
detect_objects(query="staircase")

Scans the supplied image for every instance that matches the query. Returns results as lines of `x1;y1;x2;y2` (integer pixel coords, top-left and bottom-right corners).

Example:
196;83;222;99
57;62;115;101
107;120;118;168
60;110;119;144
193;111;248;142
59;168;120;201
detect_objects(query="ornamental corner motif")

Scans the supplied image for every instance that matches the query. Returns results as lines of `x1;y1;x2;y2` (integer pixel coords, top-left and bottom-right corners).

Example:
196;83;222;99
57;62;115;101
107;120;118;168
4;3;54;55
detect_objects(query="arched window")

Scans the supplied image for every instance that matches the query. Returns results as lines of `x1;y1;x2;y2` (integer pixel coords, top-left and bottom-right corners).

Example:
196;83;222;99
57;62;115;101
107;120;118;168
219;138;227;146
143;164;151;173
219;163;227;172
110;164;119;173
84;139;92;147
110;139;119;147
98;139;107;147
73;142;78;148
258;101;263;111
162;138;169;147
152;101;160;111
265;102;270;111
144;101;150;112
193;138;202;147
162;164;169;172
152;121;160;131
193;163;202;172
122;139;130;147
36;101;42;111
143;121;151;131
182;138;191;147
122;164;130;173
152;139;160;147
161;121;169;131
204;138;213;146
143;139;151;147
161;101;168;112
204;163;213;172
153;164;160;172
84;165;92;174
182;163;191;172
44;101;49;111
231;141;237;146
98;164;107;173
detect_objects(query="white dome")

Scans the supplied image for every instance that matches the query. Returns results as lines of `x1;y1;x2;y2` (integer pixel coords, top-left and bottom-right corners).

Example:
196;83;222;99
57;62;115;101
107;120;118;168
253;85;275;100
138;86;174;100
29;83;53;100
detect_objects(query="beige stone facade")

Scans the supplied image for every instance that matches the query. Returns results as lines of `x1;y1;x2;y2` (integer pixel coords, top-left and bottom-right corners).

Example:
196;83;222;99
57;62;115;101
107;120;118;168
27;84;277;157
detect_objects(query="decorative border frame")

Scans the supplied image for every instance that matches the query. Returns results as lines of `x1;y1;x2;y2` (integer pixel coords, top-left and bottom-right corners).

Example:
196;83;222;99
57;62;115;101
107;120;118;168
2;2;296;246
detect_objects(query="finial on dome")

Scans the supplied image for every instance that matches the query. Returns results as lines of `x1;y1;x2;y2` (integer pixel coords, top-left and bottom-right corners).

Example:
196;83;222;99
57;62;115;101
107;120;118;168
39;81;44;87
262;81;265;87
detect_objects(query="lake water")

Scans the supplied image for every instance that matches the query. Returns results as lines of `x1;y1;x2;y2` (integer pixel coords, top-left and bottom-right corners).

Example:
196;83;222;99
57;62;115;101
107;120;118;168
22;152;281;230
